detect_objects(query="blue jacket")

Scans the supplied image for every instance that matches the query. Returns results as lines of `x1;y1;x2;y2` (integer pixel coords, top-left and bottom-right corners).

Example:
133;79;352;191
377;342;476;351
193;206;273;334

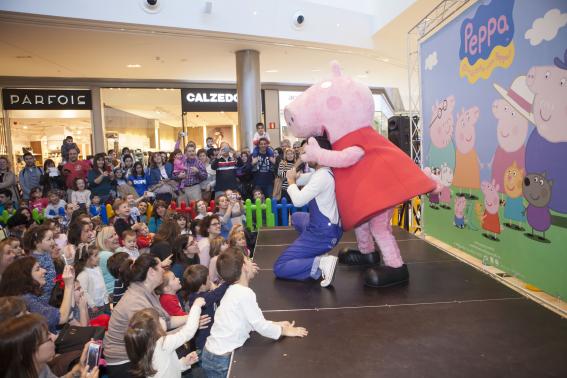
147;163;173;187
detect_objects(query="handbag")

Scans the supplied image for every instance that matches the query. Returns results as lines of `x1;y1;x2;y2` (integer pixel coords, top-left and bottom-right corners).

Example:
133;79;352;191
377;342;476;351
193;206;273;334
272;176;283;200
55;324;105;354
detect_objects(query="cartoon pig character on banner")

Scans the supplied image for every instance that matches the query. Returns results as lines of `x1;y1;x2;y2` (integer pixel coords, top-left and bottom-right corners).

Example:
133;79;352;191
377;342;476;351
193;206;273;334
502;161;526;230
284;62;435;288
481;180;501;240
454;196;466;229
428;96;456;170
489;92;528;193
522;49;567;214
439;163;453;209
452;106;481;197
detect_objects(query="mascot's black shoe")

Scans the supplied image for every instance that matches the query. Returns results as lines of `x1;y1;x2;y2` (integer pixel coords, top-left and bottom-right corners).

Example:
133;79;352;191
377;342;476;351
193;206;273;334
338;248;380;266
363;264;409;288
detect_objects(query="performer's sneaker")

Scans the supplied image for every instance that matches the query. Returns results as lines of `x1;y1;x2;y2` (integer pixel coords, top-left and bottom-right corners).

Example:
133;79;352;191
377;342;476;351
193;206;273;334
338;248;380;266
319;255;338;288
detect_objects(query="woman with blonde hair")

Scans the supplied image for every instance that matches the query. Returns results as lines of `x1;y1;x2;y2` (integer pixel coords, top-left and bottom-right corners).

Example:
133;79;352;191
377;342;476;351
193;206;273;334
96;226;120;295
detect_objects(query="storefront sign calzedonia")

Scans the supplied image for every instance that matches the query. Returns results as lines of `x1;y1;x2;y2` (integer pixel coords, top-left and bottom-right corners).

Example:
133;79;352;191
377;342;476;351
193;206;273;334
181;88;238;112
2;89;92;110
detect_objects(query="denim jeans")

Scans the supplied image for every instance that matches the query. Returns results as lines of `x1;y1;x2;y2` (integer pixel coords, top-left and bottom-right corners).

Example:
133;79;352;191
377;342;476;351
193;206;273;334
201;347;231;378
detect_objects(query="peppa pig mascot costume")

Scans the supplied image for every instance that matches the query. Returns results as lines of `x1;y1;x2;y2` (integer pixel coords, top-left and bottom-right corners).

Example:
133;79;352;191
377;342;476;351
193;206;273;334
284;62;436;287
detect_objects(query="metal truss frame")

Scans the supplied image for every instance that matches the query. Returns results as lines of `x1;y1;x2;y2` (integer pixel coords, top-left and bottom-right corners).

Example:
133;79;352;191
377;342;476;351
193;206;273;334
407;0;470;231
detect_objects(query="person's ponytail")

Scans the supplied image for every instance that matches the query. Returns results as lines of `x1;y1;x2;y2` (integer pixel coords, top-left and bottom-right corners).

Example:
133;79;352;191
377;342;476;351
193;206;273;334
122;254;159;285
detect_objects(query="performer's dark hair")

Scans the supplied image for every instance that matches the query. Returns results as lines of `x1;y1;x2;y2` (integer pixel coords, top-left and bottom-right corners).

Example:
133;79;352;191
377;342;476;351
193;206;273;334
315;132;332;151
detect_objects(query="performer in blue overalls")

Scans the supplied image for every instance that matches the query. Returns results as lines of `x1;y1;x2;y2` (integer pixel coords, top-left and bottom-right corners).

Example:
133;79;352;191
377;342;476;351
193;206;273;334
273;136;342;287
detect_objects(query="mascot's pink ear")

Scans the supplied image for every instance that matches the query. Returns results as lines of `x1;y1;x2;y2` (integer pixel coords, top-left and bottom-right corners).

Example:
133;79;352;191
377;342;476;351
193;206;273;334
330;61;342;77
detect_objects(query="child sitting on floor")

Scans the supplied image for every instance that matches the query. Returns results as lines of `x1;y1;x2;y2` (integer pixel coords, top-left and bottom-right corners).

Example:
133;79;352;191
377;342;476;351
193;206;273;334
45;190;66;219
74;244;110;318
136;222;153;255
89;195;104;218
207;236;228;285
106;251;131;307
229;228;251;257
157;270;186;317
182;264;230;356
201;248;308;377
125;300;205;378
29;187;48;213
70;177;91;209
115;229;140;260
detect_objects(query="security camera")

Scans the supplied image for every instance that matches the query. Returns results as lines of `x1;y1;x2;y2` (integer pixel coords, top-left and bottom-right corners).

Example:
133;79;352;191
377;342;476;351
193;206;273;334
140;0;162;13
292;11;305;29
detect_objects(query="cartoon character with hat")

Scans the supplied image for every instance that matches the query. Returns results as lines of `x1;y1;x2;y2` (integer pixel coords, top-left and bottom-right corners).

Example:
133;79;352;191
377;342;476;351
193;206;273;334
495;49;567;215
490;77;531;193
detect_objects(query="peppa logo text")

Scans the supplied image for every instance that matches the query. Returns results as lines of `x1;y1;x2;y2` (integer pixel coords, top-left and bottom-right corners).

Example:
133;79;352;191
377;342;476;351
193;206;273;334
459;0;515;83
463;14;511;56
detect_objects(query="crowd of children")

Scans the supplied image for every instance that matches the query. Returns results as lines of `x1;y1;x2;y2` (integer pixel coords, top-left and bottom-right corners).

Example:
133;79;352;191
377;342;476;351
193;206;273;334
0;129;308;378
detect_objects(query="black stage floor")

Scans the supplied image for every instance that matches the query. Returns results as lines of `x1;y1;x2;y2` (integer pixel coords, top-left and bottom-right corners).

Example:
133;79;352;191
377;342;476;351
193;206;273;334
229;227;567;378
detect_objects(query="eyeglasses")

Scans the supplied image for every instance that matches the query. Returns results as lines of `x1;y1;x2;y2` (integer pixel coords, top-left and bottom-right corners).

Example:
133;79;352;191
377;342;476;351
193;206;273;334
429;99;448;127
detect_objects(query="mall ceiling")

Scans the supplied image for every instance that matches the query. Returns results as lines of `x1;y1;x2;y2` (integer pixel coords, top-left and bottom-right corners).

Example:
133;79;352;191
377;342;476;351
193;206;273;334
0;0;440;108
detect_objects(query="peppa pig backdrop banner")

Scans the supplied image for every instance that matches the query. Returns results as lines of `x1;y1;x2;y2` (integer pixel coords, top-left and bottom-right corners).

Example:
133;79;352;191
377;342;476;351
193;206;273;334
420;0;567;299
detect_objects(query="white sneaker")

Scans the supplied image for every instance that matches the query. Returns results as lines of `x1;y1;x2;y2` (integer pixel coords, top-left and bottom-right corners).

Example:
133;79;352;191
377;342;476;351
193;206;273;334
319;255;338;287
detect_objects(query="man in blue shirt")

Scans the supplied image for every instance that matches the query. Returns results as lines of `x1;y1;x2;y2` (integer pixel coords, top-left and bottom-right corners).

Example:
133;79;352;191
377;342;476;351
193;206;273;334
18;152;43;201
252;138;276;198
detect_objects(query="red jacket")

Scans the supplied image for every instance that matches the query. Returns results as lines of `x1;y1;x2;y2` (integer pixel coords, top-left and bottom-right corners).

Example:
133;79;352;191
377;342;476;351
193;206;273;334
159;294;187;316
332;127;435;230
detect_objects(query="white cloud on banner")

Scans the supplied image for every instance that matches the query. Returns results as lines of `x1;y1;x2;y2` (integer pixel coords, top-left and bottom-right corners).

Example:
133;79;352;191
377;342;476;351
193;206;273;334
525;9;567;46
425;51;438;71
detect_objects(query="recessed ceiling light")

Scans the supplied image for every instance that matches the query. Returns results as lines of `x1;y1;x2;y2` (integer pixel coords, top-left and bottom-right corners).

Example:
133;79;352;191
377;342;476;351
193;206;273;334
265;69;279;73
23;125;28;129
253;11;258;15
380;58;390;62
126;64;142;68
336;23;340;27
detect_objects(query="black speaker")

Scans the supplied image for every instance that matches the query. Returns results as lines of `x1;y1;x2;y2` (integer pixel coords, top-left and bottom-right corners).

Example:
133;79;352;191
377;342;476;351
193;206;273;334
387;115;420;159
388;116;410;156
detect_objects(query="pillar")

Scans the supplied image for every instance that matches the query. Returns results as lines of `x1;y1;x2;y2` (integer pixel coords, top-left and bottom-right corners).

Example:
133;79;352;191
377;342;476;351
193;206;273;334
90;87;106;154
235;50;261;150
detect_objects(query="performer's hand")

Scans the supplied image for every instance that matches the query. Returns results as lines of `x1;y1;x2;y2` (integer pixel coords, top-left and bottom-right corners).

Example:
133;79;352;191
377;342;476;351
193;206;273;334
301;137;321;164
286;169;298;184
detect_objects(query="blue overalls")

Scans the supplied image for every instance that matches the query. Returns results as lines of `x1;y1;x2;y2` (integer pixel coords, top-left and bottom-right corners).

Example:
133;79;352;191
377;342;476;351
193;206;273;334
273;191;343;281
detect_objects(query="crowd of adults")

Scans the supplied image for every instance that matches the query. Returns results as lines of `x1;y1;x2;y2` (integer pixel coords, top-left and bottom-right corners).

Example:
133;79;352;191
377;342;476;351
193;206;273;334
0;123;306;377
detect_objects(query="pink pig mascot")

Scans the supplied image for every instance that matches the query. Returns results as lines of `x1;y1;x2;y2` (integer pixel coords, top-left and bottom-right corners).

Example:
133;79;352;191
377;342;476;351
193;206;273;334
284;62;436;287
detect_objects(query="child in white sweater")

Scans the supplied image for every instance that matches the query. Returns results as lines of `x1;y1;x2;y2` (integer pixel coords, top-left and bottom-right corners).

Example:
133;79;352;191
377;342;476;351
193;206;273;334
74;244;109;317
202;248;308;377
70;177;91;209
125;298;205;378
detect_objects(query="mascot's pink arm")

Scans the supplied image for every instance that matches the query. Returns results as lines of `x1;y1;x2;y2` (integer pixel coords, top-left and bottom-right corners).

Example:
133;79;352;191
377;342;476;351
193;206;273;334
309;146;365;168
